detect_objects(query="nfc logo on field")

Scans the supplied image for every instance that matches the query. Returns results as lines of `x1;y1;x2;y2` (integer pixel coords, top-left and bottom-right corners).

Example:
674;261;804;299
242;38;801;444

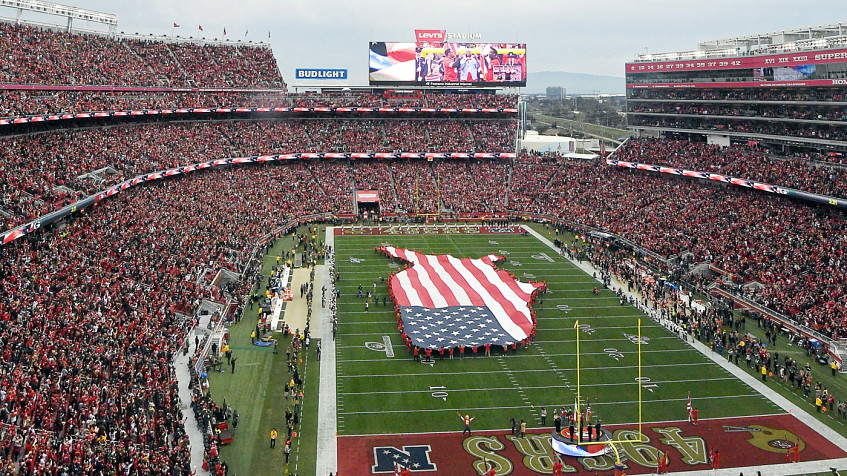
372;445;437;473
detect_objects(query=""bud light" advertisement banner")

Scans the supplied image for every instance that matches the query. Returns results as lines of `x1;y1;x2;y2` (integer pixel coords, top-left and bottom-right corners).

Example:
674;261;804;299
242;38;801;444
295;69;348;80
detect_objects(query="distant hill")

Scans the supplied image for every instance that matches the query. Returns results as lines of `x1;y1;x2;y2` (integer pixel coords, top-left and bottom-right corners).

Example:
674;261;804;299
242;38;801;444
526;71;625;95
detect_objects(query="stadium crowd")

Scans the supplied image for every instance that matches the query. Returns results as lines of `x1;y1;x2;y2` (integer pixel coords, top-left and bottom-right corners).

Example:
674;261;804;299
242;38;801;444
0;90;518;119
629;103;847;122
0;164;351;474
629;115;847;141
0;90;290;117
0;22;283;88
518;159;847;339
0;119;516;230
613;138;847;198
1;20;846;467
3;118;847;339
628;87;847;102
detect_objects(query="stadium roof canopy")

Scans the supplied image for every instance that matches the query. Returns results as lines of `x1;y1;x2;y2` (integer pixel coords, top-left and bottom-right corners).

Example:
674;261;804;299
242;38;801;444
633;21;847;63
699;22;846;50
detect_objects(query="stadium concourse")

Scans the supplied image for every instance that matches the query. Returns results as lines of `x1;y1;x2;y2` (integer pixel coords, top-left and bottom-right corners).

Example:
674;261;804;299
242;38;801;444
1;13;847;476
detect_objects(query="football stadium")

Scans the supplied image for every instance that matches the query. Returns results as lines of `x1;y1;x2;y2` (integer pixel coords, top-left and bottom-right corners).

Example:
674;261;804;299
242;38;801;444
0;2;847;475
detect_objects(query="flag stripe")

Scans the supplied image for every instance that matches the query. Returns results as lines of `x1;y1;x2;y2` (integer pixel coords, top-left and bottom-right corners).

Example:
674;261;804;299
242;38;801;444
498;267;536;302
432;254;477;306
390;272;414;307
466;258;533;337
395;248;436;307
402;265;433;307
410;251;462;306
453;256;528;340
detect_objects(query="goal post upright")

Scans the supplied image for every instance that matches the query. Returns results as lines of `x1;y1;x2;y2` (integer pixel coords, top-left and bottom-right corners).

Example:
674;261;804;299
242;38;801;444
638;317;642;441
572;317;645;446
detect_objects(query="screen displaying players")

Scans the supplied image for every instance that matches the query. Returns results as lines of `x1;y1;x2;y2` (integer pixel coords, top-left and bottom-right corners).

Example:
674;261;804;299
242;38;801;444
369;42;527;86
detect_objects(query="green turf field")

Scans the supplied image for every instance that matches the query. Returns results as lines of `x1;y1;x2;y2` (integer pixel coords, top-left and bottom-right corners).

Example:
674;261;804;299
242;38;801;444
205;227;321;476
333;230;783;437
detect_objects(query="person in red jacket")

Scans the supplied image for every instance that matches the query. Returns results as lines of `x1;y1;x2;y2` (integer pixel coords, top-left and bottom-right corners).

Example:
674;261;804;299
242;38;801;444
552;459;564;476
657;450;668;474
710;449;720;469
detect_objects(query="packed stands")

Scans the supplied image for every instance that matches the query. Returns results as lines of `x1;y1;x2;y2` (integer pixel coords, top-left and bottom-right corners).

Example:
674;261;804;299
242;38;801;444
628;87;847;102
0;89;517;120
628;116;847;142
2;20;847;469
434;159;510;213
391;159;439;212
0;22;283;88
0;90;290;117
352;159;399;211
0;119;516;230
0;163;356;474
613;138;847;199
506;156;847;339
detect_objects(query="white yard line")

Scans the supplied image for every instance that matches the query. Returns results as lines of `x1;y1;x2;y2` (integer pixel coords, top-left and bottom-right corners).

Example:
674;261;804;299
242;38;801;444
339;394;763;415
315;227;338;476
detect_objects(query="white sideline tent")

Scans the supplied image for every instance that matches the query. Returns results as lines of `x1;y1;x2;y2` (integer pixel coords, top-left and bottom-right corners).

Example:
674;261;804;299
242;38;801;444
521;130;599;159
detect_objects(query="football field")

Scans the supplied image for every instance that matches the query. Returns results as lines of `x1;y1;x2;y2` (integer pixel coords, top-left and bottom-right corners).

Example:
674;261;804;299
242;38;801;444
334;228;781;437
329;226;847;475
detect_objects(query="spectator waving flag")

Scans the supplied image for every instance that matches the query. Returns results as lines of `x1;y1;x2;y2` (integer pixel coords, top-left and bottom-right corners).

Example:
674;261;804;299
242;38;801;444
199;25;203;31
378;246;545;350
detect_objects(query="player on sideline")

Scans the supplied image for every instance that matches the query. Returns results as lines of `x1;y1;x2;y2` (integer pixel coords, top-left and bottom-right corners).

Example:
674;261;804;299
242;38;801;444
552;456;564;476
457;411;475;436
657;450;669;474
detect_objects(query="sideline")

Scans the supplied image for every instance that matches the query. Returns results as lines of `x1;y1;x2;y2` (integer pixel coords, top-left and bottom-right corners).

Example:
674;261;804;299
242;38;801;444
173;312;214;476
315;227;338;476
522;224;847;475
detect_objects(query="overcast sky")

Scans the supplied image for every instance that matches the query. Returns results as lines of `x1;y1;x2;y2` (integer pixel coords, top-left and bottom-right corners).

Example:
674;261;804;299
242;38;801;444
7;1;846;84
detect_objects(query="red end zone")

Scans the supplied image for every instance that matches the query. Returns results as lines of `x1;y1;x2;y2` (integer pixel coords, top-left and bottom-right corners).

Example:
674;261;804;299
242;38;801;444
338;414;845;475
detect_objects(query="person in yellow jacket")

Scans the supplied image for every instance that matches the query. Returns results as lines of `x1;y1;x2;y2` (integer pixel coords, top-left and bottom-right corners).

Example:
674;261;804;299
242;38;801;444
270;428;278;448
815;396;823;412
761;365;767;381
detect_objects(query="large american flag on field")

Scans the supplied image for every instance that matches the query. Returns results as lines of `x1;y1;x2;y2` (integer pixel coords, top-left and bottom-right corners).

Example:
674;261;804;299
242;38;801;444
378;246;545;350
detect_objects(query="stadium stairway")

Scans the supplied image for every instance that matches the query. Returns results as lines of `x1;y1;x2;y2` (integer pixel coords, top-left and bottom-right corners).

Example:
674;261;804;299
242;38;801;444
523;224;847;476
173;312;216;476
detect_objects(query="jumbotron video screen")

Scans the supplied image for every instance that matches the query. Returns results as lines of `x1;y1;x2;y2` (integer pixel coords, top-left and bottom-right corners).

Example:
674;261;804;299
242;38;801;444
369;41;527;87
